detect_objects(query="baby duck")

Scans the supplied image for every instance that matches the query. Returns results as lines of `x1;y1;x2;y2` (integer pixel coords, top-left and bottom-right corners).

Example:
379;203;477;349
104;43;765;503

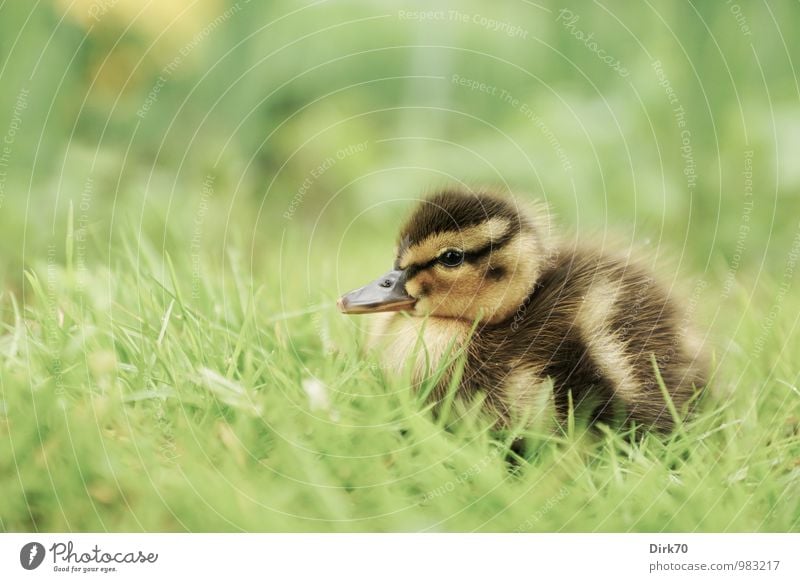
338;189;706;431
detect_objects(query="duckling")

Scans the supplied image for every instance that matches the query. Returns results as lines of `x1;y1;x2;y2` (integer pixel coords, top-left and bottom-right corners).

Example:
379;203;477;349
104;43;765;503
337;189;707;431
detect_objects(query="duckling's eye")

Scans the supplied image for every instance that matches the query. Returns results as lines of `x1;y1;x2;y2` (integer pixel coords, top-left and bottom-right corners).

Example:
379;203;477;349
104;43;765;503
438;249;464;268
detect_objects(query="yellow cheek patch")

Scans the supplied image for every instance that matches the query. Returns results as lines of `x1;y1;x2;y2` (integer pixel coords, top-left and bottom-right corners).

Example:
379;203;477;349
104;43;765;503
463;231;541;322
404;231;545;323
404;274;427;298
398;217;511;268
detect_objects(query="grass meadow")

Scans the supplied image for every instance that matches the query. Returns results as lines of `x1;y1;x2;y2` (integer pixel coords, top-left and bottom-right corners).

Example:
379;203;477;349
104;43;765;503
1;1;799;532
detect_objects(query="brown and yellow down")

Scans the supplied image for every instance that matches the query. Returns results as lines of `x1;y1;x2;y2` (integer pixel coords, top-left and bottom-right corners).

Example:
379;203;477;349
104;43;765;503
339;188;708;431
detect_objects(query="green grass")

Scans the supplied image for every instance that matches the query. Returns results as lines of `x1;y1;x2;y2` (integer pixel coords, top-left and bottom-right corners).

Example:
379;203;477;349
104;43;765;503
1;0;799;533
1;224;798;532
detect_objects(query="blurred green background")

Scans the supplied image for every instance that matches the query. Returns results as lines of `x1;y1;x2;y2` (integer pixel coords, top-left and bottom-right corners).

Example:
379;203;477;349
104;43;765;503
2;0;800;532
1;0;798;291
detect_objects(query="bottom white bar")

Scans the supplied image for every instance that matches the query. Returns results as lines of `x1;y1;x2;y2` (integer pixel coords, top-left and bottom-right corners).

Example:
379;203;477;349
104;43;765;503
1;534;797;581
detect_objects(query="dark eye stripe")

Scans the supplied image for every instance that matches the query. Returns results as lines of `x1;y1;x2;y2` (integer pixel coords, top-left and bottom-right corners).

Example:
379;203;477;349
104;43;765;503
463;231;515;263
401;231;517;276
404;257;438;278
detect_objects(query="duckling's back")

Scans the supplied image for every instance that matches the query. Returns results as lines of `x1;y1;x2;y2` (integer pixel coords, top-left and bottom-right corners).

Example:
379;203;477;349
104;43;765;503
468;246;707;431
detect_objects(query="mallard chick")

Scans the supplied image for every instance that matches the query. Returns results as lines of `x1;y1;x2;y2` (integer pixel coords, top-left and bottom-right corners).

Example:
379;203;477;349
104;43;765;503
338;189;707;431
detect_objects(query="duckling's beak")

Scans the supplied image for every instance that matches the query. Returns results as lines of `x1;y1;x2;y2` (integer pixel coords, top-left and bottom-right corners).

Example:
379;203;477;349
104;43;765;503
337;269;416;314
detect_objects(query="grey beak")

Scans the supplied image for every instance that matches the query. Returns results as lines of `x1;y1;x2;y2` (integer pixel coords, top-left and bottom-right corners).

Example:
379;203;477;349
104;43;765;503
337;269;416;314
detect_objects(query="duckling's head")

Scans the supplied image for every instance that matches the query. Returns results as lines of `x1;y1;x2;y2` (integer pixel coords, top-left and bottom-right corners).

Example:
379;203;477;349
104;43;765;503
338;189;554;323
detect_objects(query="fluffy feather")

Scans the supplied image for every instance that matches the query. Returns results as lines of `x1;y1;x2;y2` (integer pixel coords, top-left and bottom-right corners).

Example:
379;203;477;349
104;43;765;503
363;189;707;431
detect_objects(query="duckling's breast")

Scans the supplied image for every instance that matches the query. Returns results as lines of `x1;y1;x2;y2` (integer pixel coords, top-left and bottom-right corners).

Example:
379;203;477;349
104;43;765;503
367;313;473;381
